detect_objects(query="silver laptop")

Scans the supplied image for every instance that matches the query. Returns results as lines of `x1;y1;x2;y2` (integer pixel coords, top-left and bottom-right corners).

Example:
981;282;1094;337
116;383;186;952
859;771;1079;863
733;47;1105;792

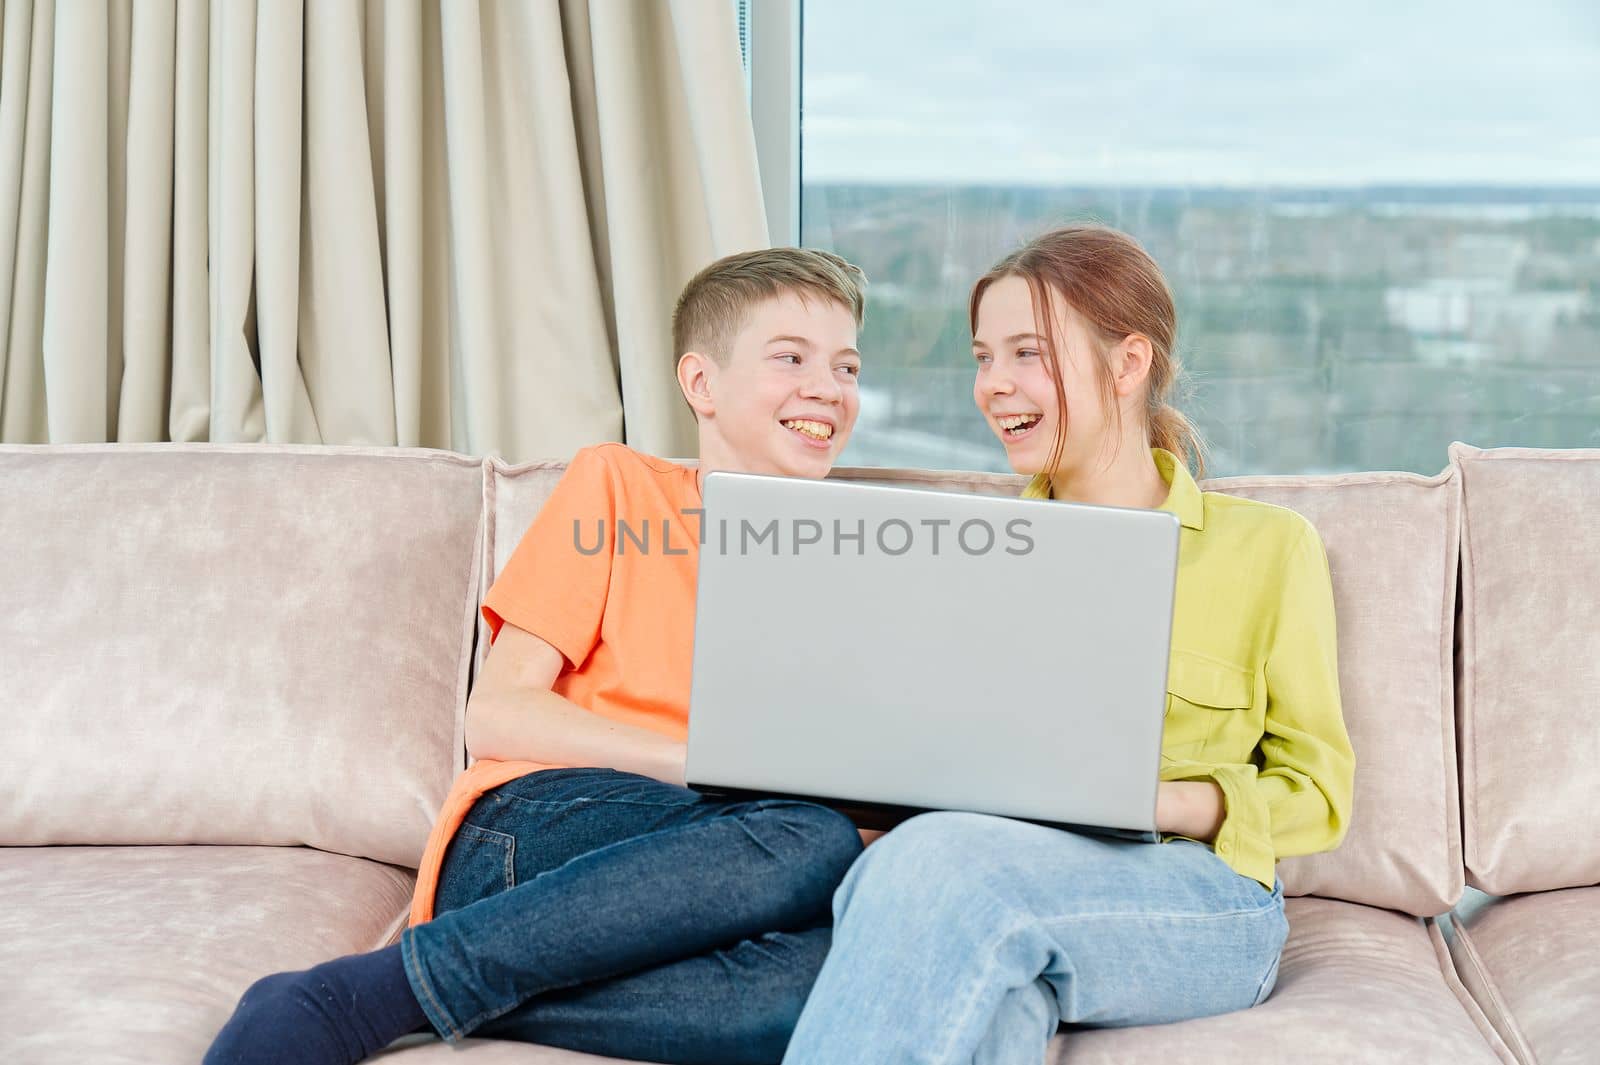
685;471;1179;839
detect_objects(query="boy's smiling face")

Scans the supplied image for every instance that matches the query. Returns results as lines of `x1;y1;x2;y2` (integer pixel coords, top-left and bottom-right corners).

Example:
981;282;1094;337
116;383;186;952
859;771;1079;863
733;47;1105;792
682;292;862;480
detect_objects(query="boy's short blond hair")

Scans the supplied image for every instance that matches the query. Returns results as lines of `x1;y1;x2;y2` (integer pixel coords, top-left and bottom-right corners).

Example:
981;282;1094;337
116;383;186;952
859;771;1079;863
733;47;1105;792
671;247;867;365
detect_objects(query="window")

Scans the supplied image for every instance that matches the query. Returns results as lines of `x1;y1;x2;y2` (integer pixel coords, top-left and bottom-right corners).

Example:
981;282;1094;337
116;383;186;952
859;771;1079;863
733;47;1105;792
788;0;1600;475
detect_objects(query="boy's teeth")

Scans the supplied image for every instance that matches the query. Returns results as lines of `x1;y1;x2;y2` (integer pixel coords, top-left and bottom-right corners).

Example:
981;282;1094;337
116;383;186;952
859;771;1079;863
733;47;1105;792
783;419;832;440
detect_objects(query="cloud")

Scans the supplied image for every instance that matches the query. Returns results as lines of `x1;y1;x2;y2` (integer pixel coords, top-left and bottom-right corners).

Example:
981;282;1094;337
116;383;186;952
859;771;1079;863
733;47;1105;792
800;0;1600;185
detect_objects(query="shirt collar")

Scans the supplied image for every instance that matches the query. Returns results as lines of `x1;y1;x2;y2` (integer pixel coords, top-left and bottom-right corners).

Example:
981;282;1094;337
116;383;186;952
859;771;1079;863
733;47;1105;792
1020;448;1204;531
1153;448;1205;530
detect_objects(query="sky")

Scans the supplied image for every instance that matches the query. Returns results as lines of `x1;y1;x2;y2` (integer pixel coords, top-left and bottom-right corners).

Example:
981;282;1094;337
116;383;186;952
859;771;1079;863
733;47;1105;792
800;0;1600;186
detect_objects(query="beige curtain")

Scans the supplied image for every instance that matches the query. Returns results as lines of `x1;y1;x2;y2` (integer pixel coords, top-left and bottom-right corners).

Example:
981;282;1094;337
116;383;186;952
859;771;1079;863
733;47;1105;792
0;0;767;459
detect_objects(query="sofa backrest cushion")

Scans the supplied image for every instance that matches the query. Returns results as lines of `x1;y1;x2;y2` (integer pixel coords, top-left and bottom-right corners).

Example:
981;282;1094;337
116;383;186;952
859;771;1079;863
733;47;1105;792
0;445;483;868
1205;470;1463;915
480;459;571;673
1453;444;1600;895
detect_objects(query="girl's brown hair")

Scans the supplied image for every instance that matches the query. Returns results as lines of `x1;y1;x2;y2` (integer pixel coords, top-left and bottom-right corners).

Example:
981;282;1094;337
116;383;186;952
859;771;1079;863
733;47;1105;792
968;224;1205;478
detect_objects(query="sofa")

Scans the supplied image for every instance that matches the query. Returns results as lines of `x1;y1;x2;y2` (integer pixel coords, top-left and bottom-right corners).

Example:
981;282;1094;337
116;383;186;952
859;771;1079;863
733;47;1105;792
1440;445;1600;1065
0;441;1592;1063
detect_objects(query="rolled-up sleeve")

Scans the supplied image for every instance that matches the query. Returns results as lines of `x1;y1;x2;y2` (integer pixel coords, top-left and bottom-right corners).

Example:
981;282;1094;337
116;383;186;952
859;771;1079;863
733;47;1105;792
1255;523;1356;857
1163;521;1356;888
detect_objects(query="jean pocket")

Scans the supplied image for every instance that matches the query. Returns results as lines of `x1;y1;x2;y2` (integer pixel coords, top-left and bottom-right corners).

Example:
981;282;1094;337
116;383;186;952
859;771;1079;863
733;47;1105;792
435;822;518;915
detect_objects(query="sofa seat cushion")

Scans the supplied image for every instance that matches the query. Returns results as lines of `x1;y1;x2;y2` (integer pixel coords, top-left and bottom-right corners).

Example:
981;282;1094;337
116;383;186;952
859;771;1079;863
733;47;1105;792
0;845;414;1064
1451;886;1600;1065
1050;898;1507;1064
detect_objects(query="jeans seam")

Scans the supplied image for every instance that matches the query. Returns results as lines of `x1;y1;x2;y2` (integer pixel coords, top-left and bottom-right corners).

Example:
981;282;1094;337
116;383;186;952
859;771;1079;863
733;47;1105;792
402;928;464;1043
500;793;699;812
1251;951;1282;1006
1039;903;1277;927
453;997;521;1037
450;959;640;1036
931;915;1036;1064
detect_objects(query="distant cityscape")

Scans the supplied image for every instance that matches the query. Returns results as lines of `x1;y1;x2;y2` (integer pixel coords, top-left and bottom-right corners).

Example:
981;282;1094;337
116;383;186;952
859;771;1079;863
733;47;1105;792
802;184;1600;477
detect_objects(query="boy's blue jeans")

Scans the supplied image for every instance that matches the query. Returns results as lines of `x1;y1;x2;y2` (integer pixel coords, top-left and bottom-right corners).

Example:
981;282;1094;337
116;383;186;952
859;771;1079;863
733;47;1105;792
399;767;861;1064
783;811;1289;1064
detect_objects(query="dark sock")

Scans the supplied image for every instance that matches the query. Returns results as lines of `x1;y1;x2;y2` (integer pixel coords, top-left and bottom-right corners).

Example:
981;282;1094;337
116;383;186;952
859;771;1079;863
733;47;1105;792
203;944;430;1065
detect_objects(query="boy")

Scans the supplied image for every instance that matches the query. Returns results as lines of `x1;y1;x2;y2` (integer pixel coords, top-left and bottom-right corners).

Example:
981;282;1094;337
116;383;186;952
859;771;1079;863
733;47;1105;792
207;248;870;1065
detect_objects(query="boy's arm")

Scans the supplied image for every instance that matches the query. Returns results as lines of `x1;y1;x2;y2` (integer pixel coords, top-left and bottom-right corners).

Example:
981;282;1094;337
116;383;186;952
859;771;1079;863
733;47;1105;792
465;621;688;786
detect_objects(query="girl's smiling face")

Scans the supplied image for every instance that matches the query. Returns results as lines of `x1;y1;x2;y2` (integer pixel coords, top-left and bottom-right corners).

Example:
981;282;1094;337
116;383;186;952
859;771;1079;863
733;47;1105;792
971;275;1118;479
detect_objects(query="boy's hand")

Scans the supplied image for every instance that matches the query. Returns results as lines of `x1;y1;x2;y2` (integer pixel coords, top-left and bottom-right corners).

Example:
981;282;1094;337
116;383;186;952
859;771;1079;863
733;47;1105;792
658;743;690;789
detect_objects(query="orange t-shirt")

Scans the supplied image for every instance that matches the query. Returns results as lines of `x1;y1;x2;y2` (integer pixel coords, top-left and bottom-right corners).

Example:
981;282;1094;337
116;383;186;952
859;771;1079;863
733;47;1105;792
408;444;702;925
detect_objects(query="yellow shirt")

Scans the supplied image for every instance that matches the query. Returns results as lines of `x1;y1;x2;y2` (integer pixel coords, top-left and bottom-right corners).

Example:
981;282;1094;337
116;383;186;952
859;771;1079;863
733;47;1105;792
1023;450;1356;889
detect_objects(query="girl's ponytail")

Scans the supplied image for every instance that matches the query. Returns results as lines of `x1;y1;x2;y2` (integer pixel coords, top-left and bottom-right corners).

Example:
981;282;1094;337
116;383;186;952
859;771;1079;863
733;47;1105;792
1150;402;1207;479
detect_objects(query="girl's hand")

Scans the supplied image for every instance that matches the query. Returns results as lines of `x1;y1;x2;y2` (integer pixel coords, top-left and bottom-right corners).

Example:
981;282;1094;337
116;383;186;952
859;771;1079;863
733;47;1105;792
1155;780;1226;842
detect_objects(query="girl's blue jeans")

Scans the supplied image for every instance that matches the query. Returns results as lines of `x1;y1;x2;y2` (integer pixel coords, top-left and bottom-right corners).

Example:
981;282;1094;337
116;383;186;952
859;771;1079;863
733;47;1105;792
783;811;1288;1064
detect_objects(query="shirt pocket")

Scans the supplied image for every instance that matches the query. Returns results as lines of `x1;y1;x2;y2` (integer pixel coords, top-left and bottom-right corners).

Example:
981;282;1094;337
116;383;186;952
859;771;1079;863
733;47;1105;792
1162;650;1255;762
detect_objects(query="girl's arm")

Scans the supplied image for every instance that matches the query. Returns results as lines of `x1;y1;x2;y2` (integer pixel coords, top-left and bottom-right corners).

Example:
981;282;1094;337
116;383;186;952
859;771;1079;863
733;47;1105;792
1157;780;1225;841
1247;522;1357;856
1162;521;1356;875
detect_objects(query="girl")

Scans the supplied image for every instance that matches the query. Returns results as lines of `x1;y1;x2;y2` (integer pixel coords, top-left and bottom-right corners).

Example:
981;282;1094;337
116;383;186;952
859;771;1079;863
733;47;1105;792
782;225;1356;1063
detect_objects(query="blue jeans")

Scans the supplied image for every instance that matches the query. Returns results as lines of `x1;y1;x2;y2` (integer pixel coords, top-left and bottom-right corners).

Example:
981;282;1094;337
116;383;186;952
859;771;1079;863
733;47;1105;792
783;811;1288;1064
400;767;862;1064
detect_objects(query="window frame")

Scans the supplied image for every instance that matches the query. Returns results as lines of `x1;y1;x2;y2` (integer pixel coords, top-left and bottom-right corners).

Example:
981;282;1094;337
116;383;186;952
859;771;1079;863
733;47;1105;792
747;0;802;246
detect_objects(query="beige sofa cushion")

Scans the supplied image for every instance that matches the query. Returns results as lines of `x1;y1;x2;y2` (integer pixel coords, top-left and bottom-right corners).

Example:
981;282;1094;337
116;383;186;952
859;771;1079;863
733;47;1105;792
0;845;414;1064
0;445;483;867
1450;887;1600;1065
1054;898;1506;1063
487;459;573;579
1453;444;1600;895
480;459;571;672
1202;470;1463;915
